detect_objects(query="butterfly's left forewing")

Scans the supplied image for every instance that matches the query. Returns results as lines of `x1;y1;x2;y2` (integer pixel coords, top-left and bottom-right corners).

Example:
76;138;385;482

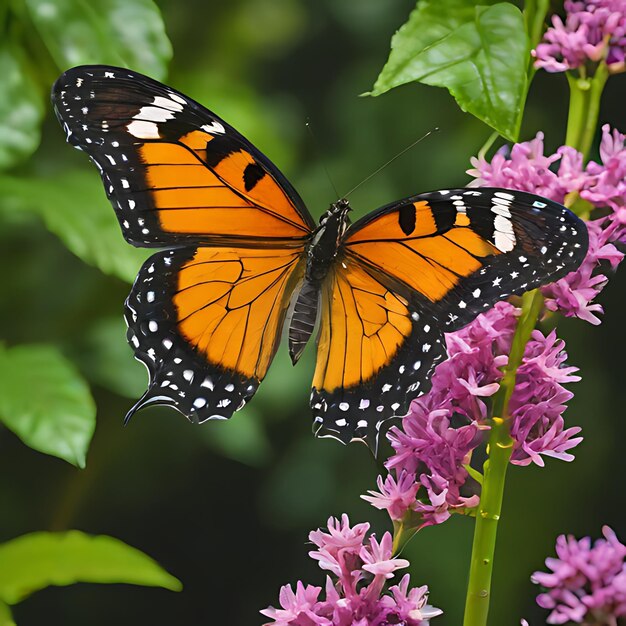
312;189;588;447
52;66;315;247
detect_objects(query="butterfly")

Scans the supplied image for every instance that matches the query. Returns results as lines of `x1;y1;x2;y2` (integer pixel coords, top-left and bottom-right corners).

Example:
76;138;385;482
51;65;588;449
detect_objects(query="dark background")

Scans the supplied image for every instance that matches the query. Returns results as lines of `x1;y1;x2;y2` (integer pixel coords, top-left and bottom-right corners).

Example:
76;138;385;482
1;0;625;624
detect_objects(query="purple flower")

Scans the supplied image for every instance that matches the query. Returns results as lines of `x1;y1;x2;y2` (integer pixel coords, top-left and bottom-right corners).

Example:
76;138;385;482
362;471;420;521
531;526;626;624
385;400;483;526
583;125;626;224
360;532;410;579
260;581;327;626
262;516;442;625
360;532;410;602
309;514;369;583
467;133;578;204
379;575;444;625
509;329;583;465
532;1;626;74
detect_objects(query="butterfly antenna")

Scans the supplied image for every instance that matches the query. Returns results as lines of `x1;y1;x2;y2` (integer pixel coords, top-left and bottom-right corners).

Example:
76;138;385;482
343;128;440;199
306;119;340;199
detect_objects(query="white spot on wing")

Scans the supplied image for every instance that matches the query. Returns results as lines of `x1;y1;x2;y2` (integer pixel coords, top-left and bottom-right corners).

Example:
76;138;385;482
202;121;226;134
168;92;187;105
127;120;160;139
152;95;184;112
494;230;516;252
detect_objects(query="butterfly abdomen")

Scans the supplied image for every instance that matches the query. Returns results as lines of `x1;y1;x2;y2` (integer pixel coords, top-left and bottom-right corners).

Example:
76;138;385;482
288;280;320;364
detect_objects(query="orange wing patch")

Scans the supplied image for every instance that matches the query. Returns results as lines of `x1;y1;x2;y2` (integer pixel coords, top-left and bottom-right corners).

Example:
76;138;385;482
313;260;412;392
173;247;305;379
138;140;310;240
345;209;500;303
345;201;437;243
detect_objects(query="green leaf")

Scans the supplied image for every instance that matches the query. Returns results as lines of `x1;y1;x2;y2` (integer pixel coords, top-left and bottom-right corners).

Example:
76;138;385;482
0;601;15;626
25;0;172;79
0;170;149;283
0;531;182;605
0;44;44;170
369;1;529;141
0;345;96;468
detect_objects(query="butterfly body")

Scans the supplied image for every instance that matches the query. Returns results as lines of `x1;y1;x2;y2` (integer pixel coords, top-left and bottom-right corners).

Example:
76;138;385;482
288;199;352;363
305;199;351;283
51;65;589;450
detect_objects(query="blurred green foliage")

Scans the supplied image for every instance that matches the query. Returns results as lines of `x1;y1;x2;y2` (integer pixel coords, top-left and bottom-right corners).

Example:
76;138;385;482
0;0;624;625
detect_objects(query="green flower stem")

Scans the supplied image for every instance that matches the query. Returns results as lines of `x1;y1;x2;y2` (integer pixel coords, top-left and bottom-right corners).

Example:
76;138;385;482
524;0;550;51
392;519;418;555
462;290;544;626
566;73;590;154
0;599;16;626
566;63;609;161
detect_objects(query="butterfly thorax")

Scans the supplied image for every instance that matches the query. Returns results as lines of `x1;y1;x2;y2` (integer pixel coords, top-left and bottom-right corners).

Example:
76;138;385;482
288;199;351;365
305;198;352;283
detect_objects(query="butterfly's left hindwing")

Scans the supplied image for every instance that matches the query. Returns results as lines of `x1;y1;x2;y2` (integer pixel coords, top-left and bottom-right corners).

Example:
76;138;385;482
311;189;588;446
125;246;305;422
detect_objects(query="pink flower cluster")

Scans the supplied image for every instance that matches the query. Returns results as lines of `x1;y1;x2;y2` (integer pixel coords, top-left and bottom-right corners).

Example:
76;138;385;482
531;526;626;624
532;0;626;73
261;515;442;625
364;302;583;527
468;125;626;325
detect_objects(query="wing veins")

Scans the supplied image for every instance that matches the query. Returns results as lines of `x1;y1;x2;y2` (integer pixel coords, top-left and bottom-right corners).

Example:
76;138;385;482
396;241;466;281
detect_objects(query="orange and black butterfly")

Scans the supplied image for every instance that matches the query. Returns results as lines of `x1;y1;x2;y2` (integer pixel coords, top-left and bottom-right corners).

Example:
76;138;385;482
52;66;588;448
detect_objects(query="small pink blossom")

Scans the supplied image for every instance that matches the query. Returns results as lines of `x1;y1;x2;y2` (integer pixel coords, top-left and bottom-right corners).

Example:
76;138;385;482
532;526;626;624
361;471;420;521
260;581;327;626
583;125;626;221
366;301;583;526
360;532;409;579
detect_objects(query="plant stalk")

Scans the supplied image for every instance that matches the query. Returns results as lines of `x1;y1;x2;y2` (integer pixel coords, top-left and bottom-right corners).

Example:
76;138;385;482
566;63;609;161
462;291;544;626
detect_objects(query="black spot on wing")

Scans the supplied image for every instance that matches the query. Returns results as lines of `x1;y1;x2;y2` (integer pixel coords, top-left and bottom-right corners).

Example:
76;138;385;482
431;201;456;232
398;204;416;235
243;162;266;192
204;134;240;168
